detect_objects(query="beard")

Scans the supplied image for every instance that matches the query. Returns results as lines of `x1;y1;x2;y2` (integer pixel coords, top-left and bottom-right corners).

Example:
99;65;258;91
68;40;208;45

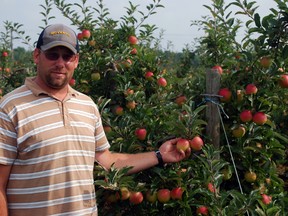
45;72;69;89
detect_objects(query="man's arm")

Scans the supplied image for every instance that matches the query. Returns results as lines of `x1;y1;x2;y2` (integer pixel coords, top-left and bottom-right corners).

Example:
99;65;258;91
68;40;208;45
95;138;191;174
0;165;12;216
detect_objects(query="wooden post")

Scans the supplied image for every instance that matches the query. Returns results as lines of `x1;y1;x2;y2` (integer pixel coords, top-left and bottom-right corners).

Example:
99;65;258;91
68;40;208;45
205;69;221;149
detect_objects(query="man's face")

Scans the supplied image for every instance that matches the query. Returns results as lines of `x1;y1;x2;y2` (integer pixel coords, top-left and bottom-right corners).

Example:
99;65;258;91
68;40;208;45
33;46;79;90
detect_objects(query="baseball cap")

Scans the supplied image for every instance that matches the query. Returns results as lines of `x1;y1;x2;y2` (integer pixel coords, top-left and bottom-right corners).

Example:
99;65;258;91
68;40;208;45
36;24;79;54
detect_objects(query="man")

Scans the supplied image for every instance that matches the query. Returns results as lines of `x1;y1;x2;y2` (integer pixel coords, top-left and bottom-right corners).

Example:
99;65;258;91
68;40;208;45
0;24;190;216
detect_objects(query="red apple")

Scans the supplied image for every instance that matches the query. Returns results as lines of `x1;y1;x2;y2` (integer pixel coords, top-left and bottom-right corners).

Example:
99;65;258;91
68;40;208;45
279;74;288;88
130;47;137;55
261;194;272;205
176;138;190;152
2;51;8;57
245;83;258;94
252;112;267;125
128;35;138;45
189;136;204;151
124;88;134;97
175;95;187;106
196;206;209;215
157;77;167;87
69;78;76;86
157;189;171;203
103;125;112;134
145;71;154;80
135;128;147;140
218;88;232;102
129;191;143;205
207;182;216;193
77;32;83;40
114;106;124;116
260;56;272;68
120;187;130;200
212;65;223;75
240;110;253;122
82;29;91;39
145;190;157;203
170;187;184;200
126;101;136;110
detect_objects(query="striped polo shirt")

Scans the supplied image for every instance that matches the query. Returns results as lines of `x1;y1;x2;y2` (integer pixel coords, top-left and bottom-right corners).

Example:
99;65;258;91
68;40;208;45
0;77;110;215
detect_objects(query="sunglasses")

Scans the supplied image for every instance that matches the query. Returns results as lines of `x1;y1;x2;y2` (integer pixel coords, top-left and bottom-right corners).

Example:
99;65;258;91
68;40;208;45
41;50;77;62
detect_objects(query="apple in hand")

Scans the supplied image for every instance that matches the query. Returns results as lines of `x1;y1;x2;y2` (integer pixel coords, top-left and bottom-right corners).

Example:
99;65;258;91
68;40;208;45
176;138;190;152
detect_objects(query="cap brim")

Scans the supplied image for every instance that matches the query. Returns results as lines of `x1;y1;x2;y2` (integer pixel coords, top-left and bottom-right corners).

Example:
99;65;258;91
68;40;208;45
41;41;78;54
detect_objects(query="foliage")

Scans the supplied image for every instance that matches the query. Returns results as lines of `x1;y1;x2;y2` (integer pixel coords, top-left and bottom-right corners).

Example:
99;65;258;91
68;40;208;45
0;0;288;215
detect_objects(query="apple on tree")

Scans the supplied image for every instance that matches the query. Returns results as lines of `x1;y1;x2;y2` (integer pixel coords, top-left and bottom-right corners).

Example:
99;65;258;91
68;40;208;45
212;65;223;75
189;136;204;151
120;187;130;200
157;77;167;87
130;47;137;55
126;101;136;110
239;110;253;122
129;191;143;205
278;74;288;88
77;33;83;41
2;51;8;57
232;125;246;138
170;187;184;200
145;71;154;80
175;95;187;106
218;88;232;102
114;106;124;116
69;78;76;86
252;112;267;125
261;194;272;205
245;83;258;94
91;72;101;81
157;188;171;203
145;190;157;203
128;35;138;45
244;171;257;183
81;29;91;39
196;206;209;215
259;56;272;68
135;128;147;140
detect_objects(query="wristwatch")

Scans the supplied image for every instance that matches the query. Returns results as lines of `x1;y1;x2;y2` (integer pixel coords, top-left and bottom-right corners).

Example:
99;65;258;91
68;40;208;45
155;150;164;167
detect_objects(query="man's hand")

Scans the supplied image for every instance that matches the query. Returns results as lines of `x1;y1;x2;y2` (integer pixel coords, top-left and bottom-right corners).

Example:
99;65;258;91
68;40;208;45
159;138;191;164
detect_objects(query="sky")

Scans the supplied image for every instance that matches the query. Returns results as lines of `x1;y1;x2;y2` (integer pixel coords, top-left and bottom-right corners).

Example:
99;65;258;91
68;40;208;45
0;0;277;52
